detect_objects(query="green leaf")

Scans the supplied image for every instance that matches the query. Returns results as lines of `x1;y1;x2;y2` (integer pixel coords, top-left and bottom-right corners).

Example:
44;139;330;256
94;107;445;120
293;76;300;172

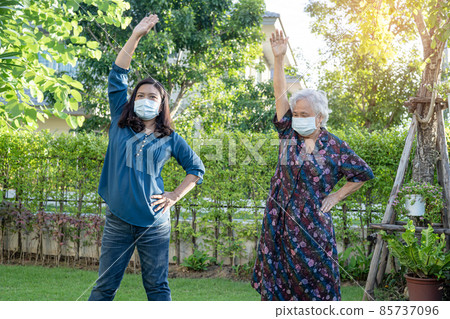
431;38;436;49
24;107;37;120
86;41;99;49
42;80;54;92
66;115;78;129
69;97;79;110
54;109;68;119
36;111;46;123
70;36;86;44
70;89;82;102
69;80;83;90
77;115;85;127
34;75;45;85
89;49;102;60
429;13;437;29
54;101;64;112
55;87;68;102
5;100;21;117
62;74;74;84
67;0;79;11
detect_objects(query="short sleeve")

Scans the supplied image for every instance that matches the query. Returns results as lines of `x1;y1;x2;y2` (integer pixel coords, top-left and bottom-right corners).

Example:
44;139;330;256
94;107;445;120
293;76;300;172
108;62;131;118
339;140;375;183
171;132;205;185
273;108;293;136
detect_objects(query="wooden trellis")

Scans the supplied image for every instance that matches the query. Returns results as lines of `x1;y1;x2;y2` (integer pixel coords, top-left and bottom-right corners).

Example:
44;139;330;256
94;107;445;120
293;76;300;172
363;97;450;301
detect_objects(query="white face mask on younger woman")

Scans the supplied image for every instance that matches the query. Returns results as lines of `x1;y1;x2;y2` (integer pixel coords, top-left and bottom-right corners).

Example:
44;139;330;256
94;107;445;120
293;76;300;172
134;99;160;120
292;116;317;136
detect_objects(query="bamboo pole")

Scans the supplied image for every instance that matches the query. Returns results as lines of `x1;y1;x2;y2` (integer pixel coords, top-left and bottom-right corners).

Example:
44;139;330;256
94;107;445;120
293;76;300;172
376;243;389;285
436;106;450;229
436;106;450;250
363;116;417;301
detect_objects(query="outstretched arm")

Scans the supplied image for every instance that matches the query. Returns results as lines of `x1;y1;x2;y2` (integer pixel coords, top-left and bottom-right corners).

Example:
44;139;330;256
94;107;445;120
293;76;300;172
115;13;159;69
270;29;290;121
107;13;159;117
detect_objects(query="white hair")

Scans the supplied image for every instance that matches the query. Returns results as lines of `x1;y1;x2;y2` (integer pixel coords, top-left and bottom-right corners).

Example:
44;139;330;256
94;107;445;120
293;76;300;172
289;89;331;127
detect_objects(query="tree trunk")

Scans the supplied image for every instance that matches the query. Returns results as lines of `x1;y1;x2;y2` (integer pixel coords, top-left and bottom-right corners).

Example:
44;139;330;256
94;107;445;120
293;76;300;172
411;111;438;183
411;13;446;183
170;81;194;120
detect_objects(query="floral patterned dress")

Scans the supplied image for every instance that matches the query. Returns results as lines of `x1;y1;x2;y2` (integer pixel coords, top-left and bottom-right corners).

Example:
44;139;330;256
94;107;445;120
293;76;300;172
251;109;375;301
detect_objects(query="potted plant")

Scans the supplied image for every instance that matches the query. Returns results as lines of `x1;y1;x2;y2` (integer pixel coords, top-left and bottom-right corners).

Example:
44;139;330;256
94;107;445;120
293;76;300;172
381;221;450;301
393;182;443;223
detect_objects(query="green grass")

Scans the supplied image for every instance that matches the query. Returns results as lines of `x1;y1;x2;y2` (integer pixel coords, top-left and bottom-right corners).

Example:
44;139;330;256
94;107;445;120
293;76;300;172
0;264;364;301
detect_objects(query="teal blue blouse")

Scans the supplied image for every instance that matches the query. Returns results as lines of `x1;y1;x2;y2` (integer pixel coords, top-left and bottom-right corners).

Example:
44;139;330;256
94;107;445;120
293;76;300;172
98;62;205;227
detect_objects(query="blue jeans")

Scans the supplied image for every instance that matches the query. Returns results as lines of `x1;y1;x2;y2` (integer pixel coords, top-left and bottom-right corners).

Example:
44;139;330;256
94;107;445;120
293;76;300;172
88;209;171;301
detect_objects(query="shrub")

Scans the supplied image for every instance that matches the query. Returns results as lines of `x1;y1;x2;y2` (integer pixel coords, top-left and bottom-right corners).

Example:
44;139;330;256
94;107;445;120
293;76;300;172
181;249;216;271
0;125;432;267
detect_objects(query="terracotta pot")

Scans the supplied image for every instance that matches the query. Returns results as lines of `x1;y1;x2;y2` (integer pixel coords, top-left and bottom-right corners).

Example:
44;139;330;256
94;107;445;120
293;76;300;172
404;274;444;301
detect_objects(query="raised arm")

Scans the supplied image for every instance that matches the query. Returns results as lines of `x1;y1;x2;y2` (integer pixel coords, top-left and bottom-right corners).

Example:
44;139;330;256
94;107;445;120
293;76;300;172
108;13;159;117
270;29;290;121
115;13;159;69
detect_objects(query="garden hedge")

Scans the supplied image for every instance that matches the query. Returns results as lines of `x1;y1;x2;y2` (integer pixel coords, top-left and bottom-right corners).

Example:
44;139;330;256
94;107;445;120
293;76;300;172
1;125;448;267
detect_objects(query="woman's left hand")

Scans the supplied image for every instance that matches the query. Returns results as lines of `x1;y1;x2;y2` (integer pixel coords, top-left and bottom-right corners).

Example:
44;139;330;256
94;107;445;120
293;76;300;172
320;192;341;213
151;192;179;214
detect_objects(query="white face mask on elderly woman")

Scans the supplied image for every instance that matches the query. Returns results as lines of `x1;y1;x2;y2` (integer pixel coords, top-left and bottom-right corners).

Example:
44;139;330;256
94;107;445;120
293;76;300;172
292;116;317;136
134;98;160;120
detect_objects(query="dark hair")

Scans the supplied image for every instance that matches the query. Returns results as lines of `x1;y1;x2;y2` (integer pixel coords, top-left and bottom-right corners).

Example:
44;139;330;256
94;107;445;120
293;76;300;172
118;78;173;137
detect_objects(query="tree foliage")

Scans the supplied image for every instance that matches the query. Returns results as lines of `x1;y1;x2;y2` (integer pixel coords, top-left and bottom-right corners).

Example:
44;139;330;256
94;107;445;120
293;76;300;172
306;0;423;130
0;0;131;130
75;0;266;132
3;126;438;263
307;0;450;185
308;0;450;61
177;74;276;135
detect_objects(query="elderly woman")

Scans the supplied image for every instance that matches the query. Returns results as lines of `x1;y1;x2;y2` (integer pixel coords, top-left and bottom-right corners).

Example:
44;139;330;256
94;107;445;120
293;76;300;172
89;14;205;301
251;30;374;301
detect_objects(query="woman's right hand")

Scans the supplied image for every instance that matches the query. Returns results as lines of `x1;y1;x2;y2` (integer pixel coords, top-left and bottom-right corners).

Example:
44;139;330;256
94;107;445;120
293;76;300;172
270;29;289;58
132;13;159;38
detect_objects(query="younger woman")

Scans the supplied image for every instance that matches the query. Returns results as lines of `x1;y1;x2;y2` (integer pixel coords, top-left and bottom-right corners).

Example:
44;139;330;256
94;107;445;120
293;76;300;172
89;13;205;301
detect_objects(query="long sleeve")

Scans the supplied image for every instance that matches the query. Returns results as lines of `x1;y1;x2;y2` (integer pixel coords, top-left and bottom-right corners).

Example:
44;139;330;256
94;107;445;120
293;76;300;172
171;132;205;185
108;62;131;118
